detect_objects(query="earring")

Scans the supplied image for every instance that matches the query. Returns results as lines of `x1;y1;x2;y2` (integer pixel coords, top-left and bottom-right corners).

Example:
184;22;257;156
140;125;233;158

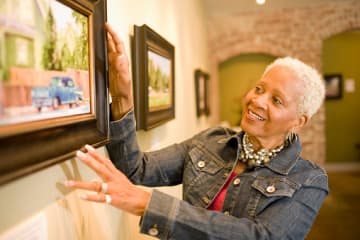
286;132;296;144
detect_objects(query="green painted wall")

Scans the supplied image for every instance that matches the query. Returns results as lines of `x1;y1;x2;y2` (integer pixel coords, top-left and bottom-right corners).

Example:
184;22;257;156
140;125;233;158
322;31;360;163
219;54;276;126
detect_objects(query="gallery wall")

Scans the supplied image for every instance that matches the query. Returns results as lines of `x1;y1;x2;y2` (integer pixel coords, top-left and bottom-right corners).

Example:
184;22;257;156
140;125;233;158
0;0;212;239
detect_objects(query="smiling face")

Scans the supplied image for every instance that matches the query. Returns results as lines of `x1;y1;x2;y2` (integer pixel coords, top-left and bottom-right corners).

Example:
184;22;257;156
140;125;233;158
240;65;307;149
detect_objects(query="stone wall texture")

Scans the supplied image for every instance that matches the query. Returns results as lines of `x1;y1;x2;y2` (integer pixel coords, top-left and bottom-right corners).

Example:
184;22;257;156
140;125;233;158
206;1;360;165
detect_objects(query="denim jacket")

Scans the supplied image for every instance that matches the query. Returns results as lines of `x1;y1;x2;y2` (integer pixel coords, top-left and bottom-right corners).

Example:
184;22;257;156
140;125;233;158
106;110;328;240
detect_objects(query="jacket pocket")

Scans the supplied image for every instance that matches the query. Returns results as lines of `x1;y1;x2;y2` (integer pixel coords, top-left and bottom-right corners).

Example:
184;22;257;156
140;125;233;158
188;146;223;175
252;177;300;197
248;177;300;217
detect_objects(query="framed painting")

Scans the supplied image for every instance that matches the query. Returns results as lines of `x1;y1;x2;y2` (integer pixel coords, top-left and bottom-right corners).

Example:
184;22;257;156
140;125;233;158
324;74;343;100
194;69;210;117
0;0;109;184
132;24;175;130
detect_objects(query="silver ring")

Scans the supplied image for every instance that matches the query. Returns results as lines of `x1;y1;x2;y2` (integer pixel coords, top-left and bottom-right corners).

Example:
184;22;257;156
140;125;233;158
118;53;125;59
105;194;112;204
101;182;108;193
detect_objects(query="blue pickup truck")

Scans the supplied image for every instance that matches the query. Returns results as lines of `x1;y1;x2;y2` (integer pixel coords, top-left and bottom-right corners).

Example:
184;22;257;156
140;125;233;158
31;76;83;112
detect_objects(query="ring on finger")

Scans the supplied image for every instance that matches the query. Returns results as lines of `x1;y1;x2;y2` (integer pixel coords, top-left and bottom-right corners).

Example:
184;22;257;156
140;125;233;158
105;194;112;204
118;53;124;59
101;182;108;193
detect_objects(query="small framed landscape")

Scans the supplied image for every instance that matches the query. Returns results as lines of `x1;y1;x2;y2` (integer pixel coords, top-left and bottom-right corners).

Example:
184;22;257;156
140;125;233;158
194;69;210;117
133;24;175;130
324;74;343;100
0;0;109;184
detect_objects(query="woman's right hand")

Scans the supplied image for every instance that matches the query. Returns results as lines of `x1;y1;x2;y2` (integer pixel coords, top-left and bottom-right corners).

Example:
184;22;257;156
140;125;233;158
105;23;133;120
65;145;150;216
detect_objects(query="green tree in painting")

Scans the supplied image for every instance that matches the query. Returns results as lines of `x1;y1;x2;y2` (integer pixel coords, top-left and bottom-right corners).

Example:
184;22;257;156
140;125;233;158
60;42;73;70
148;58;169;91
42;8;60;70
72;11;88;70
148;57;171;108
148;58;156;88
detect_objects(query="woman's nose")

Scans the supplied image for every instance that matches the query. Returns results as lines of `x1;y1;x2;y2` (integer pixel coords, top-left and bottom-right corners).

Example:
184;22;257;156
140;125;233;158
252;94;268;109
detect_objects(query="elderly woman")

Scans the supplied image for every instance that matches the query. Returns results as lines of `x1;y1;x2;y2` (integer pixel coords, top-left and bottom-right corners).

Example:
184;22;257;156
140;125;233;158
66;24;328;239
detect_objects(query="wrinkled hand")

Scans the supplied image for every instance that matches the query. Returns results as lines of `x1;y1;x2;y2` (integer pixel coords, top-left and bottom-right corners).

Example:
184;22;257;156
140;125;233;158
65;145;150;216
105;23;133;119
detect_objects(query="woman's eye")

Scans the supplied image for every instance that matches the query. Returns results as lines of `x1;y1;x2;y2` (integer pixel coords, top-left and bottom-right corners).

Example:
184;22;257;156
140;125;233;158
254;86;262;93
273;97;283;105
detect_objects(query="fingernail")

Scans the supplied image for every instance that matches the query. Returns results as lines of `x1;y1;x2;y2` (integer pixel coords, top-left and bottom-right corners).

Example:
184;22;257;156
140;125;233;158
85;144;95;152
79;194;87;200
76;150;86;158
80;146;88;153
64;180;74;187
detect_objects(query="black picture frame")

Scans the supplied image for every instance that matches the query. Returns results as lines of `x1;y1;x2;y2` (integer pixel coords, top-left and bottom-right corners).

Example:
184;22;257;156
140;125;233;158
324;74;343;100
0;0;109;184
195;69;210;117
132;24;175;130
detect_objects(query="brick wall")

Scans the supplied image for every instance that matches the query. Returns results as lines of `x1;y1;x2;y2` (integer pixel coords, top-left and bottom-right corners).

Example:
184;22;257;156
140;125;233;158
206;0;360;164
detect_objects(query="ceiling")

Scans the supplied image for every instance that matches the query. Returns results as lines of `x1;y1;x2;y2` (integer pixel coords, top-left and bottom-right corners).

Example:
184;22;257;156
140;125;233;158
202;0;355;15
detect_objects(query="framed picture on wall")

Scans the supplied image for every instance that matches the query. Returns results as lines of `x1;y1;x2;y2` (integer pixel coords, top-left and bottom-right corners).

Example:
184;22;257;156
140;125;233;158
132;24;175;130
324;74;343;99
0;0;109;184
194;69;210;117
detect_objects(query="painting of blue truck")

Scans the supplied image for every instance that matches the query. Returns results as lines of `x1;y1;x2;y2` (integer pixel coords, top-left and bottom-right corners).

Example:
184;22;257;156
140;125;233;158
32;76;83;112
0;0;91;127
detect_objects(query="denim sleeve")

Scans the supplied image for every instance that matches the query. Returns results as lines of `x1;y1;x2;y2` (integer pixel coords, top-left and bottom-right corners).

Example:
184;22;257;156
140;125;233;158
140;175;328;239
106;110;189;186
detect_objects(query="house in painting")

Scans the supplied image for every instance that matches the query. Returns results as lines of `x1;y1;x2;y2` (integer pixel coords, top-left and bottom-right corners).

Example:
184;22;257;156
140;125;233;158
0;0;48;113
0;0;48;82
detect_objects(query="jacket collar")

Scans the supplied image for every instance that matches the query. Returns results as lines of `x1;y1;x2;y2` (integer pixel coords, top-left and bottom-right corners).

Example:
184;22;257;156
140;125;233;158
224;131;302;175
265;137;301;175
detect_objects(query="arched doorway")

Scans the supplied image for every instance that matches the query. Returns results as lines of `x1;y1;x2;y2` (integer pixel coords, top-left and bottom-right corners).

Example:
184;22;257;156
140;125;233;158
322;30;360;164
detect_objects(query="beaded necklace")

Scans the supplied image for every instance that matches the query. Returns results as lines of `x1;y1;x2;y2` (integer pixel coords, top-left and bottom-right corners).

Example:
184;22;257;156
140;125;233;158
239;133;284;169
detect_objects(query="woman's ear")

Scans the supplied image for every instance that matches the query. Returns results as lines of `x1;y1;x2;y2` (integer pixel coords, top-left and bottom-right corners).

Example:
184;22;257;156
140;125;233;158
292;115;308;133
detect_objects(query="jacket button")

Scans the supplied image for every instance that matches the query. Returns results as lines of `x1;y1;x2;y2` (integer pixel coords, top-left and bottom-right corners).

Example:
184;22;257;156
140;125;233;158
233;178;241;186
148;225;159;236
266;185;276;193
197;160;205;168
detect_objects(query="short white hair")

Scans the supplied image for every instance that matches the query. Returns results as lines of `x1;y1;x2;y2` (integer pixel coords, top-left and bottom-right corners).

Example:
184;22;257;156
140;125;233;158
263;57;325;118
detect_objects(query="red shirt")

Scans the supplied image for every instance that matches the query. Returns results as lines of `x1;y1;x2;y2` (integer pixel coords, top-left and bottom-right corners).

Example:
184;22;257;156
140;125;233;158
207;172;238;211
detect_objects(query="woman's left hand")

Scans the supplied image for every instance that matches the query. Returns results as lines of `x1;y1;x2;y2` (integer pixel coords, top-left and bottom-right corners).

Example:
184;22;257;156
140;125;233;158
65;145;150;216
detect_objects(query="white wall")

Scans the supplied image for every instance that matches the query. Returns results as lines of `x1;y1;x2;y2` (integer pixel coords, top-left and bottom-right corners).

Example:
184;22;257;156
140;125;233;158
0;0;212;239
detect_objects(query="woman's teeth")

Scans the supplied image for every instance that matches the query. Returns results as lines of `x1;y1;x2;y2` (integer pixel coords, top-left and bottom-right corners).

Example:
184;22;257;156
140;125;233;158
249;110;265;121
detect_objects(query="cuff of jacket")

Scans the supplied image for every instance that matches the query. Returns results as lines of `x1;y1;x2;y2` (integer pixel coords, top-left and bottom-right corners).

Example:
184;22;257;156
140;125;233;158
140;189;179;239
109;108;135;141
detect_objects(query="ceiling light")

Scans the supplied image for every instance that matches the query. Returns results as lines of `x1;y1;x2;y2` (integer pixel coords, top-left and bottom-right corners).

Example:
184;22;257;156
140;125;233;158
256;0;266;5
